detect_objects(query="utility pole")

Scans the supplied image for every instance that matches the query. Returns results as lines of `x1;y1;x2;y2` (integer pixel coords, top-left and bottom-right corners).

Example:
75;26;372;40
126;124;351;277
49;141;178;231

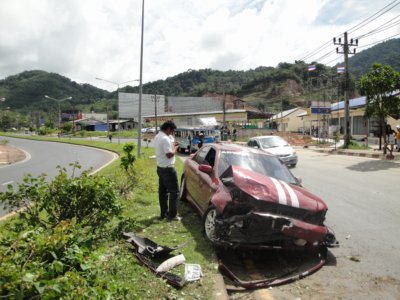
95;78;139;144
137;0;145;158
106;104;109;134
223;88;226;127
218;82;229;140
44;95;72;131
280;97;283;132
334;32;358;148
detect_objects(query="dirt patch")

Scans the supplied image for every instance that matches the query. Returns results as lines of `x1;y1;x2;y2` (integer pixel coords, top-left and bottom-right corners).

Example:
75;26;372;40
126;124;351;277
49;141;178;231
277;132;312;147
0;144;26;165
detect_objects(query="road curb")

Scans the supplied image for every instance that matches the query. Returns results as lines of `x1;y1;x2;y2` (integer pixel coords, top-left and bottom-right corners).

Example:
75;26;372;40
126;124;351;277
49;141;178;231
310;148;396;160
212;274;229;300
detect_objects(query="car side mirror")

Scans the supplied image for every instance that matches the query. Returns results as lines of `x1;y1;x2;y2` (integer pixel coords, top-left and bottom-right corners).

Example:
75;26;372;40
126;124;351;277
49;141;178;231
199;164;213;174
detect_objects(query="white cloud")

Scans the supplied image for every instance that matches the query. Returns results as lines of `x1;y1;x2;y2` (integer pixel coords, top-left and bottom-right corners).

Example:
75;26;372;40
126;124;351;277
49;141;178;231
0;0;399;91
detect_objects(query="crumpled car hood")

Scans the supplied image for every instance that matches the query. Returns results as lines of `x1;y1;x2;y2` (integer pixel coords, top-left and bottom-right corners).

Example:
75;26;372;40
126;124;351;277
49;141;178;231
225;165;327;212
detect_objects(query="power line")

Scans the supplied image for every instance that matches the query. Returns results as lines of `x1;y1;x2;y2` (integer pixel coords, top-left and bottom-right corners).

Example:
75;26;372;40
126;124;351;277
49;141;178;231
298;0;399;62
314;49;338;64
299;40;335;62
357;18;400;39
357;15;400;39
348;0;400;34
324;54;343;66
357;32;400;49
323;32;400;65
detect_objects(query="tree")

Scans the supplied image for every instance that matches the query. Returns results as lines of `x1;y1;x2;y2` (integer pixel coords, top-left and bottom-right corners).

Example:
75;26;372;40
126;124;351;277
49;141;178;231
359;64;400;152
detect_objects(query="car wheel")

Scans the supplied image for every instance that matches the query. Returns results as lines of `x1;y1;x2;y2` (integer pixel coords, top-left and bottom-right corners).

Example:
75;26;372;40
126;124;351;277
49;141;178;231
179;176;187;202
203;206;218;242
291;163;297;168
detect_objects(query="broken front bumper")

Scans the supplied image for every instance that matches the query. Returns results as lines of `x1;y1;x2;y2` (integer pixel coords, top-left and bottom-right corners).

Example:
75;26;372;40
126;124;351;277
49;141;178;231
214;211;337;249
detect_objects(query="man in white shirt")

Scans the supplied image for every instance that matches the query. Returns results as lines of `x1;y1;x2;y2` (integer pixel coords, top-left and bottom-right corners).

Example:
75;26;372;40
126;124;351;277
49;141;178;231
154;121;180;220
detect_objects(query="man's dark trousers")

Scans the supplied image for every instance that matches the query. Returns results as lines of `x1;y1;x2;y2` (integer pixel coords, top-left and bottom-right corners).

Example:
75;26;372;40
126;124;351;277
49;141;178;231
157;166;179;219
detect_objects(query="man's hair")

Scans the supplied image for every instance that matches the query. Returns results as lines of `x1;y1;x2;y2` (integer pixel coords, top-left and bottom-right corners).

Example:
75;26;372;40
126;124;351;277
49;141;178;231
160;120;177;131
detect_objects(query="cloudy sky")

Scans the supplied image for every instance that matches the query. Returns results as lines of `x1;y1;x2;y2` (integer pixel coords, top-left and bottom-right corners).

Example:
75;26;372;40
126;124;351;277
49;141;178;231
0;0;399;91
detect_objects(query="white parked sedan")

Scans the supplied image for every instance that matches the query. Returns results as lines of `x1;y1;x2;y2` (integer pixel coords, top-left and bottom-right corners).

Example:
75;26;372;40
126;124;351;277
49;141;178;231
247;135;298;168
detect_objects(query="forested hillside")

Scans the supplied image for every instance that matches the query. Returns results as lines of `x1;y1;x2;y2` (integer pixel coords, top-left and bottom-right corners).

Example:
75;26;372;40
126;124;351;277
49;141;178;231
0;39;398;116
348;38;400;79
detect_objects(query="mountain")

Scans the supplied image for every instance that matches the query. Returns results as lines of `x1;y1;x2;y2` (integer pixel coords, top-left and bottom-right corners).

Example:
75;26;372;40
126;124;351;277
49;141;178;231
126;64;313;112
0;39;398;116
0;70;111;114
348;38;400;79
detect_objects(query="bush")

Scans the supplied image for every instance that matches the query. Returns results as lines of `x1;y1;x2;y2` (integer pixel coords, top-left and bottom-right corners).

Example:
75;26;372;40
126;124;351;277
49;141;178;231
120;143;136;173
0;163;126;299
115;145;156;198
0;220;119;299
0;163;122;231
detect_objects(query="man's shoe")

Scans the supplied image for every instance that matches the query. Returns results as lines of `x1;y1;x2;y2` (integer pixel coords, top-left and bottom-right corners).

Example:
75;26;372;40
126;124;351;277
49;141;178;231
167;216;182;222
158;213;169;220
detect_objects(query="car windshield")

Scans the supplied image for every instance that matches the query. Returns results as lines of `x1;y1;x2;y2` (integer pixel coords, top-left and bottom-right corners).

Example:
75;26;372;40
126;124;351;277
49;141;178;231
259;136;288;148
218;151;297;184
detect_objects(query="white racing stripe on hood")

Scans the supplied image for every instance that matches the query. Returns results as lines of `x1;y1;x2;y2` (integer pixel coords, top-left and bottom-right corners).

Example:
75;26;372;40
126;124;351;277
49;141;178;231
280;181;299;208
270;177;287;205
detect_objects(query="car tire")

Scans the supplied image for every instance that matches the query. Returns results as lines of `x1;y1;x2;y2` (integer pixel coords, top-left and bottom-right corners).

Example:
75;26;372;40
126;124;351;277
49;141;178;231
179;176;187;202
291;163;297;168
203;206;218;243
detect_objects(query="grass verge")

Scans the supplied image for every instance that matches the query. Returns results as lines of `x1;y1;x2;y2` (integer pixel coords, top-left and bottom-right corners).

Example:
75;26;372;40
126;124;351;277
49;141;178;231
0;133;218;299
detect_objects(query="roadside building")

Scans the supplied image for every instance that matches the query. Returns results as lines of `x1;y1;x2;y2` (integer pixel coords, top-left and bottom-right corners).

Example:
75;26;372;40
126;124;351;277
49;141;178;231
74;119;108;131
269;107;307;132
143;109;248;128
297;95;399;138
329;96;398;137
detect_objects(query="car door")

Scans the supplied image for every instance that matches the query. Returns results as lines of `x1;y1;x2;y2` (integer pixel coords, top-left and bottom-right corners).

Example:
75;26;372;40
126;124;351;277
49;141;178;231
185;147;209;210
196;147;218;212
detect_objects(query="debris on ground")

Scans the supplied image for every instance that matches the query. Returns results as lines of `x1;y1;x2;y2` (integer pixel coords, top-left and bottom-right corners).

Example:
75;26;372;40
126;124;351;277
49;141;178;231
185;264;203;282
156;254;186;273
348;256;361;262
123;232;201;288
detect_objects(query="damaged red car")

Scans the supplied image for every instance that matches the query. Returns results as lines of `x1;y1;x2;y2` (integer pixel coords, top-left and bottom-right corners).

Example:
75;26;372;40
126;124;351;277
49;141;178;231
179;143;337;250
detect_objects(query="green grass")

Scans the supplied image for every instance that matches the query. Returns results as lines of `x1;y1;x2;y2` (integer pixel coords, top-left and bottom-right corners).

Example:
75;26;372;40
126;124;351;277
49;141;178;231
339;140;370;150
97;156;218;299
0;133;217;299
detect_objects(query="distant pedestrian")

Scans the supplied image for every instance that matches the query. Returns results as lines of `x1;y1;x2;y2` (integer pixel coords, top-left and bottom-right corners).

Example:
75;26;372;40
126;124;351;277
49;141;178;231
386;124;395;153
198;133;204;149
108;134;113;143
396;125;400;152
188;134;192;153
233;128;237;141
154;121;180;221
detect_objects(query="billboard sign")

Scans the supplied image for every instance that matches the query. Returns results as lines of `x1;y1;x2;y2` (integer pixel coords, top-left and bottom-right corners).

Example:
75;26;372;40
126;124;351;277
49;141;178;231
311;107;331;114
119;93;165;120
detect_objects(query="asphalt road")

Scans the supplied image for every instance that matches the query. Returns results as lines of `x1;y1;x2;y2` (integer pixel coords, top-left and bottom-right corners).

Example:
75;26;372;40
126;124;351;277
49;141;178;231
271;149;400;299
0;137;117;218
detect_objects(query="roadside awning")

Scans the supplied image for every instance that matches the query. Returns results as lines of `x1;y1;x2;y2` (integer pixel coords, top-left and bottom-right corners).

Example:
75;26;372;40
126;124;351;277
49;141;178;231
198;117;217;126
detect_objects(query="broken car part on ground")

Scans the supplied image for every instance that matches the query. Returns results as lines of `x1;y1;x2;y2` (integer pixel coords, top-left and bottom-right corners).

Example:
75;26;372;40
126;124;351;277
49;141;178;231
123;232;200;288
